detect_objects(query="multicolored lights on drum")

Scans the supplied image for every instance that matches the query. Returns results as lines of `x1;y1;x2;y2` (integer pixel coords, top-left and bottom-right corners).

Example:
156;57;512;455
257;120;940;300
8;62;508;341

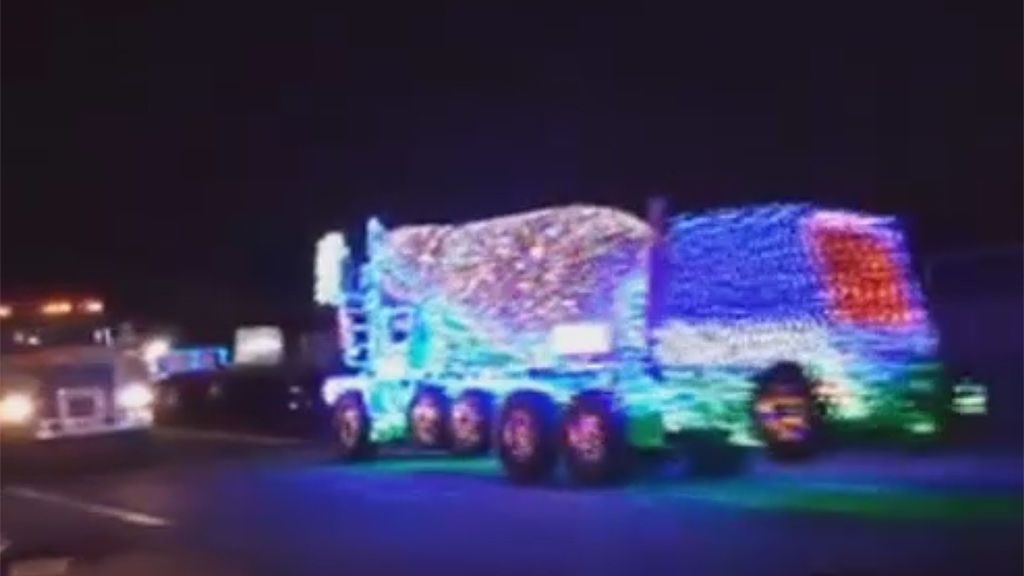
371;206;652;366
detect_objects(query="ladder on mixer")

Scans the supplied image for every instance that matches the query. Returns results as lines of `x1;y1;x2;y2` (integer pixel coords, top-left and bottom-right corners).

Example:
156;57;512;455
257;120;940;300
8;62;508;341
340;294;370;368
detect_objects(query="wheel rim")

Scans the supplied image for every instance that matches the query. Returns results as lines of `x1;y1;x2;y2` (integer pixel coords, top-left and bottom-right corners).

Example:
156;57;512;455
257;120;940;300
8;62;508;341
452;398;482;448
502;409;536;462
337;404;362;449
567;413;605;463
755;385;811;443
412;396;442;444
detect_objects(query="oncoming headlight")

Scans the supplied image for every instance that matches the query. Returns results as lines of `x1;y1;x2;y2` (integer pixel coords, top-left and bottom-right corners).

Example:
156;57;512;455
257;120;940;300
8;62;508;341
117;383;155;410
0;393;35;424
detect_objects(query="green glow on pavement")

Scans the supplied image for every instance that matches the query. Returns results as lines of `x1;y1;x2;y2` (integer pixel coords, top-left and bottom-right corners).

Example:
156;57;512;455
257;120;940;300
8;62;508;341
650;481;1022;522
344;455;1021;523
357;456;502;476
908;420;937;435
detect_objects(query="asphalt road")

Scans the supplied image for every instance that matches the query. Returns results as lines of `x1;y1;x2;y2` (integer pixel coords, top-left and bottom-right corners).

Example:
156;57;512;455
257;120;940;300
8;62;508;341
1;430;1021;576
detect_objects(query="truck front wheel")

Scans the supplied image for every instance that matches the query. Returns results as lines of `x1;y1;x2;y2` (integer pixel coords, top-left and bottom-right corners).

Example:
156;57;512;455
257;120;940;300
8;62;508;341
334;391;374;461
498;391;558;484
562;391;628;484
752;363;821;461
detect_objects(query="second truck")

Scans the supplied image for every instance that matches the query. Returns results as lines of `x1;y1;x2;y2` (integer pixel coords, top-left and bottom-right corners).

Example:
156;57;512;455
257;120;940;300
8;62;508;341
0;298;156;446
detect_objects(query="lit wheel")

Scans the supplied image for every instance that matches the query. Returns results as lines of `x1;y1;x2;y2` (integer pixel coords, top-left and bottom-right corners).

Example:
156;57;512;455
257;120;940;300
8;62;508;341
334;391;373;461
408;387;450;449
498;391;558;484
563;391;627;484
449;390;493;456
752;363;821;460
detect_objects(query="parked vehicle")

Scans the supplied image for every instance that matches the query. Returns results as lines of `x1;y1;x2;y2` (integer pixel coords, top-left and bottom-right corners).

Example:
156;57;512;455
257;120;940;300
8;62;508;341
156;365;331;439
155;324;335;439
317;202;957;484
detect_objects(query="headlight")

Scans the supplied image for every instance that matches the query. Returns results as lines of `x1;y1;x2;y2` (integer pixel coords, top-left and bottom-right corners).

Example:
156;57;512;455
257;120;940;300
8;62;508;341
142;338;172;365
117;383;155;410
0;393;35;424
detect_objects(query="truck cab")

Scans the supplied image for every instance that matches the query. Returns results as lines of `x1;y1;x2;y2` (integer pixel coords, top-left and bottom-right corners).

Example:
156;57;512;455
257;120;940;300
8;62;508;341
0;298;155;443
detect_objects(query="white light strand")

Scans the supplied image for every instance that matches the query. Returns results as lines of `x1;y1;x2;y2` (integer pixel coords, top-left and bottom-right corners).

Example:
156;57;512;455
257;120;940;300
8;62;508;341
315;232;349;306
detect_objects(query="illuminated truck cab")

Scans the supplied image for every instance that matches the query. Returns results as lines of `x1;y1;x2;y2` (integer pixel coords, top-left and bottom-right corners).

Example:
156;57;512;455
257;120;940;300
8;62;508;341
0;299;155;443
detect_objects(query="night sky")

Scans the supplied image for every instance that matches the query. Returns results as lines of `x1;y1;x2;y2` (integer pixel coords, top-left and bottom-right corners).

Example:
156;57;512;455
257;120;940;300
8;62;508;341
3;2;1021;336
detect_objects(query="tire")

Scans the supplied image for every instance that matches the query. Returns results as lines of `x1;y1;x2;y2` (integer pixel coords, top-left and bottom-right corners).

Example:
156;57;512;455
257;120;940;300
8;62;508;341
407;386;450;449
449;390;494;456
562;391;628;485
752;362;821;461
333;391;373;461
498;391;559;484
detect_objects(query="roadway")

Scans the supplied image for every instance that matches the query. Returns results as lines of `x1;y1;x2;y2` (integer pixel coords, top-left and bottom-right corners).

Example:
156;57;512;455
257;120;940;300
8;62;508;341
1;429;1021;576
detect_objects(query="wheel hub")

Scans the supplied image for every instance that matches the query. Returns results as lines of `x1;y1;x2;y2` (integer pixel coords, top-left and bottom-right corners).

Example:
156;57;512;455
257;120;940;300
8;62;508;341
502;410;536;461
337;406;361;448
412;397;441;444
452;399;481;447
755;386;811;442
567;413;605;463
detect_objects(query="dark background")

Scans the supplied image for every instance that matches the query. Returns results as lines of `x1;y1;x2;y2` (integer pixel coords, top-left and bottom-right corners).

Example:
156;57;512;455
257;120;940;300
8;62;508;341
3;2;1021;339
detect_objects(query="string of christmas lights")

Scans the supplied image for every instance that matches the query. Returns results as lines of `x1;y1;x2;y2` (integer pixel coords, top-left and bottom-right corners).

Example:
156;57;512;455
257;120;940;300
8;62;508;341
373;205;651;366
656;204;932;341
314;232;349;306
324;201;941;438
652;203;937;420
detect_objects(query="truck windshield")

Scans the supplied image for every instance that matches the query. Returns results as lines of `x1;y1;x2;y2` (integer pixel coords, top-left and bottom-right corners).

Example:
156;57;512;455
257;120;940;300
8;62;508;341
0;321;112;352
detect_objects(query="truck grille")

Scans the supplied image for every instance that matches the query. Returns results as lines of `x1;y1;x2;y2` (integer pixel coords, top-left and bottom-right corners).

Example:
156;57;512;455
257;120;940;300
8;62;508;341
67;395;98;418
58;387;106;421
44;365;114;418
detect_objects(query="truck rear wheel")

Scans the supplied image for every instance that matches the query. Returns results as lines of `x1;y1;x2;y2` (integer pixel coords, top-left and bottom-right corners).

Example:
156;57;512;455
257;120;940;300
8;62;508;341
408;386;450;449
752;363;820;460
562;391;628;484
449;390;493;456
334;391;373;461
498;391;558;484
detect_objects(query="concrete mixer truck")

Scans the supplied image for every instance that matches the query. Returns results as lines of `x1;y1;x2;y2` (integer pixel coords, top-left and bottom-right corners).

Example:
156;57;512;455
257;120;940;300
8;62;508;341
316;201;953;484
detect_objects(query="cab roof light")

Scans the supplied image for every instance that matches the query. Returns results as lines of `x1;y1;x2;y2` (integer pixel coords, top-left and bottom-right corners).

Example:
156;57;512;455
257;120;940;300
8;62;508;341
40;301;73;316
81;299;104;314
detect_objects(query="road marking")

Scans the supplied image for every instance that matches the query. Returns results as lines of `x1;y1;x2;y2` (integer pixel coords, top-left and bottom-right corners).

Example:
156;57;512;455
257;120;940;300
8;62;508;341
9;557;72;576
154;427;306;447
3;487;171;528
